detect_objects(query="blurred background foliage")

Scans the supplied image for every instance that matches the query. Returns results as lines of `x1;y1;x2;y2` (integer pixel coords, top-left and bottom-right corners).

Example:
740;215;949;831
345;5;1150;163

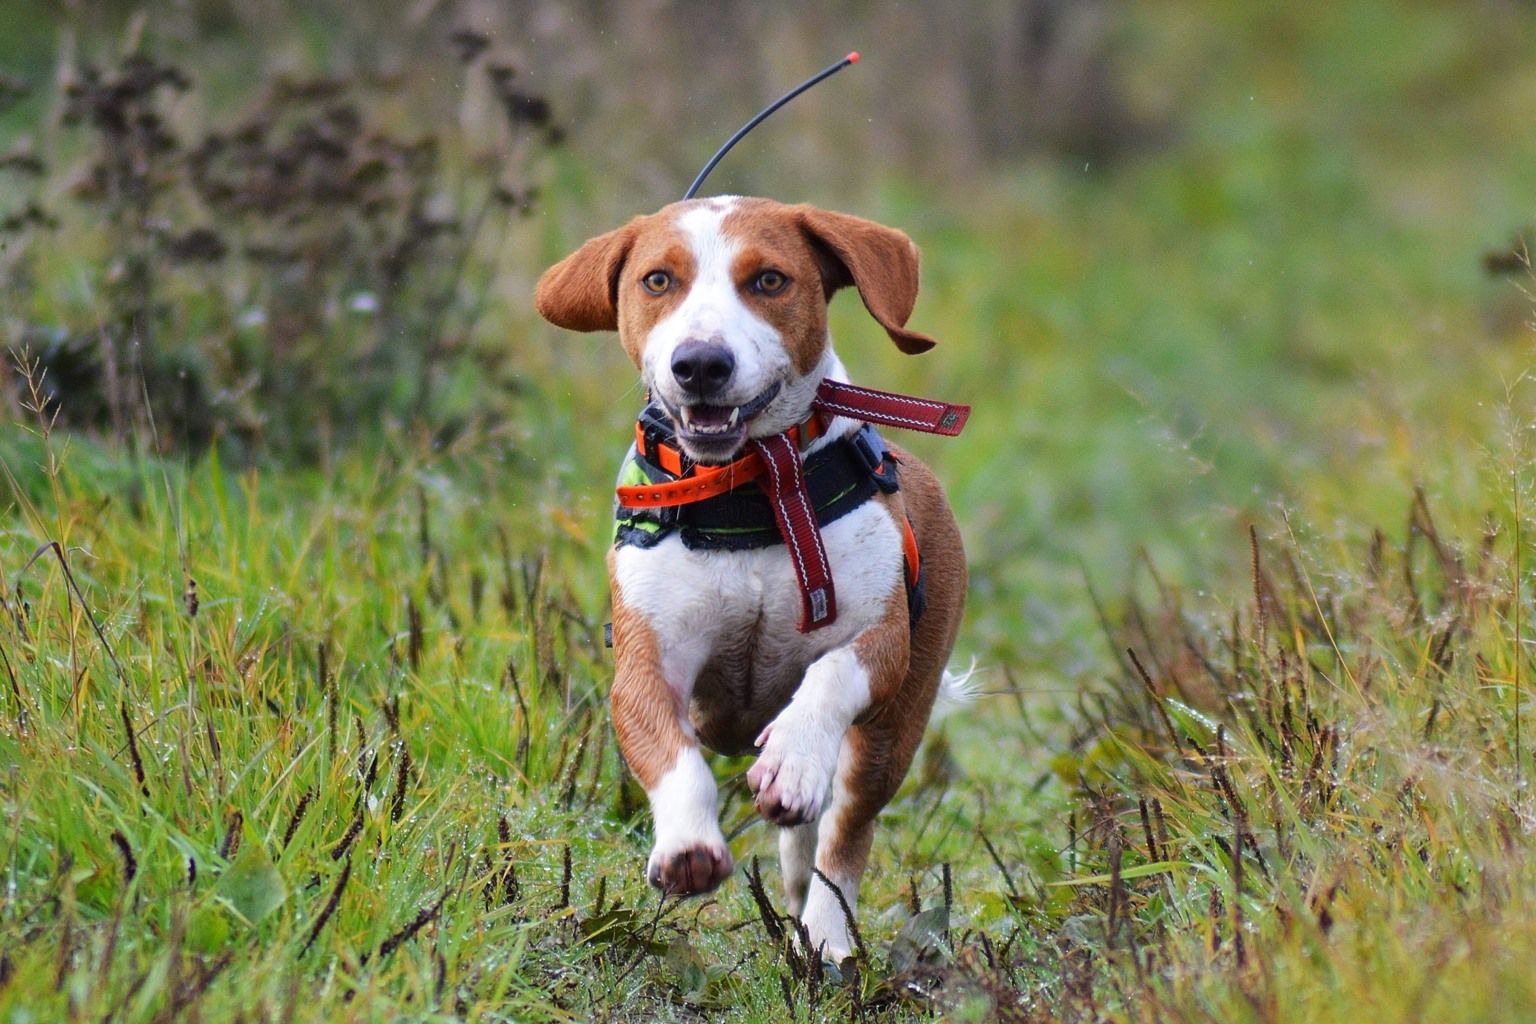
4;3;1536;1019
3;0;1534;657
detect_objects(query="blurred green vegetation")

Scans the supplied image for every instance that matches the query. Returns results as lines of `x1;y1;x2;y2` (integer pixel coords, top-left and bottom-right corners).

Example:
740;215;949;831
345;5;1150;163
3;1;1536;1020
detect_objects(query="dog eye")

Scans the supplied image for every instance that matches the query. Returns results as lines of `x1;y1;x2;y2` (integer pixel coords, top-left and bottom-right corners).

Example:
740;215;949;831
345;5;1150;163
753;270;789;295
641;270;672;295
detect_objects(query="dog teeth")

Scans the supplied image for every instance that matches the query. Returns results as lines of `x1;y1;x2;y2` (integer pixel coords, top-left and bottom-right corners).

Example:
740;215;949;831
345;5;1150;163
678;405;742;435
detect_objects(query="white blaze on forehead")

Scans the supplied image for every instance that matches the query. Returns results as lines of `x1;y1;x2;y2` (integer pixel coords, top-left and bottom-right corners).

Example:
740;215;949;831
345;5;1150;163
675;198;740;292
643;197;788;404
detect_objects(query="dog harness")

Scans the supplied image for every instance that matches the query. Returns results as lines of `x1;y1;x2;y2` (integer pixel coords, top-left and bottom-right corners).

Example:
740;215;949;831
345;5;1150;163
614;379;968;632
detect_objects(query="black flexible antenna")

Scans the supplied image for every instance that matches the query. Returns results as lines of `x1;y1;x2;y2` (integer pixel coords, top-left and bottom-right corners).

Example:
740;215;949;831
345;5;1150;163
683;52;860;201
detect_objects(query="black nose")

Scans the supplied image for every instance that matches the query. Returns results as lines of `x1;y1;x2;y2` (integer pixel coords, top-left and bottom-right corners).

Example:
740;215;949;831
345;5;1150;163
670;341;735;396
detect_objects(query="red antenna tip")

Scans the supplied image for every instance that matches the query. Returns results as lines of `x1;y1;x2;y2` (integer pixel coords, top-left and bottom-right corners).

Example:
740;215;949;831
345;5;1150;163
846;51;860;64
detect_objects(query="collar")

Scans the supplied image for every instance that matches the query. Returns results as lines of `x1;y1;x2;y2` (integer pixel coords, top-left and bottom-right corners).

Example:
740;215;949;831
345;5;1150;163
615;379;969;632
620;406;828;509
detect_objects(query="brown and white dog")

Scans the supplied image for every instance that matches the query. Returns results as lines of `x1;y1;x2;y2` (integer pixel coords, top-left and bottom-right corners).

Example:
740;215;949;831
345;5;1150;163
535;196;967;960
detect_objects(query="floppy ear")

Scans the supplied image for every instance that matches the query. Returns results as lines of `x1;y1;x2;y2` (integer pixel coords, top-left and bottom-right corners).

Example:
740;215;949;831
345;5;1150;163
794;205;938;354
535;222;639;332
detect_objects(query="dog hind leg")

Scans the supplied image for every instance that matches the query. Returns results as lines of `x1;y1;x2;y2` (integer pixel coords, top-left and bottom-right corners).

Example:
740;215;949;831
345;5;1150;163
797;744;871;963
779;821;818;916
798;674;943;959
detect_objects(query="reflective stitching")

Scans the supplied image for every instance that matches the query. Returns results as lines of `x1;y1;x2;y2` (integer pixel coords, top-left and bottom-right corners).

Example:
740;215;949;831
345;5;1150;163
813;399;932;430
752;435;836;628
754;439;811;589
822;381;946;412
812;380;968;435
782;441;831;582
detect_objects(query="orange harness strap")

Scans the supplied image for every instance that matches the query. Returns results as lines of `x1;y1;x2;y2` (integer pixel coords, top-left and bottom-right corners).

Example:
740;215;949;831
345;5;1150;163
900;515;921;592
616;454;766;507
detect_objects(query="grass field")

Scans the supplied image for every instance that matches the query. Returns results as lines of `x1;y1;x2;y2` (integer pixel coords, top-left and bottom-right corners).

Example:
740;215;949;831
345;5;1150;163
4;2;1536;1021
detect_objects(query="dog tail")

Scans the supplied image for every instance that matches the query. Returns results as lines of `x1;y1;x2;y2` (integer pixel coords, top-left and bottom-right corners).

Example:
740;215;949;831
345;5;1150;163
930;657;981;723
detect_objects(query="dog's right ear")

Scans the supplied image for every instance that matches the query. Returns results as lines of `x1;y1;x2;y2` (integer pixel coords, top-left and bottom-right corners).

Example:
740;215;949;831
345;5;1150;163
535;222;639;332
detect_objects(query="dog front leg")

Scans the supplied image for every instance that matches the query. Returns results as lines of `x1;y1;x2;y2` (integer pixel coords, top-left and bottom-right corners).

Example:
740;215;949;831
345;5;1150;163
610;591;732;897
747;586;911;830
747;645;870;828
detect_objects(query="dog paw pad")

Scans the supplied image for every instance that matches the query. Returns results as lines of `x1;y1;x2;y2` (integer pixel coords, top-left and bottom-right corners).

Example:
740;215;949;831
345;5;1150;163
646;841;733;896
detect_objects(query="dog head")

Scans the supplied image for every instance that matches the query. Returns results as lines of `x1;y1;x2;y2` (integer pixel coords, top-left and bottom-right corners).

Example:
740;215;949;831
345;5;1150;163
535;196;938;464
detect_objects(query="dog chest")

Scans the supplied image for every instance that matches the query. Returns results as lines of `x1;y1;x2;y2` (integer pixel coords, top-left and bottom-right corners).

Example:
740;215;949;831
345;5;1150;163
611;498;904;751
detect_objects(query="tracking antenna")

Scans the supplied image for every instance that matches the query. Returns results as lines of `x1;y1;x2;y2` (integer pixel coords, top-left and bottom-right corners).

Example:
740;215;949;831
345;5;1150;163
683;52;860;201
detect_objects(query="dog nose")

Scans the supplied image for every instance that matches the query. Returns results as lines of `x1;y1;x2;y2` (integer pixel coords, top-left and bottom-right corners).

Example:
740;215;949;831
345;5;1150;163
671;340;735;396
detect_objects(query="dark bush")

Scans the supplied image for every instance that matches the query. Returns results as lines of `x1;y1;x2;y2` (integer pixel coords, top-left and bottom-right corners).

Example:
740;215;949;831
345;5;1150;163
1;37;559;460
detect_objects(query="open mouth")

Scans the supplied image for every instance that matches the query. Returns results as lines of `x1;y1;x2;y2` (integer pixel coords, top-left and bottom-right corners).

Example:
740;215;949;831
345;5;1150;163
667;383;781;459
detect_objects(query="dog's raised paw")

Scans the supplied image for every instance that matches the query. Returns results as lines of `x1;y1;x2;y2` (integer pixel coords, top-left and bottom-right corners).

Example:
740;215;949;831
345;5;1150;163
646;840;733;896
748;726;837;827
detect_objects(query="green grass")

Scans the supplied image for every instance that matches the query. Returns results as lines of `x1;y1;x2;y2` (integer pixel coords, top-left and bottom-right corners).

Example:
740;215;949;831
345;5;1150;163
4;0;1536;1019
0;430;608;1019
8;368;1536;1022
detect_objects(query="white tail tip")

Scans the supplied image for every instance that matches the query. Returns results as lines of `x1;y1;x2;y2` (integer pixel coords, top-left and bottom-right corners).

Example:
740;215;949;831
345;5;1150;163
932;657;981;722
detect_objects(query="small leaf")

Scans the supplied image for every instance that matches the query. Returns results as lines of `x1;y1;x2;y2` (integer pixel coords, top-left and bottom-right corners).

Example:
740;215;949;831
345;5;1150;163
665;936;706;990
216;846;287;925
579;906;669;955
663;936;730;1008
888;905;949;973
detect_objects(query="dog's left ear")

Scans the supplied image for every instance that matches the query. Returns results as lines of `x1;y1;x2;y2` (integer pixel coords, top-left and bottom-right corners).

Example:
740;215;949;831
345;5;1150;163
795;206;938;354
535;221;639;332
